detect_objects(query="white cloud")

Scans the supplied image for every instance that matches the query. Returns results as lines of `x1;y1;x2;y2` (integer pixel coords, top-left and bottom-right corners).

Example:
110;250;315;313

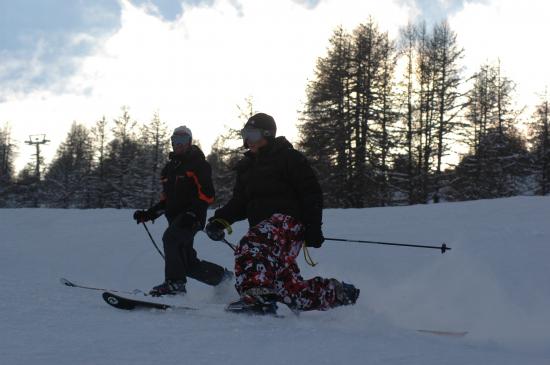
449;0;550;108
2;0;410;171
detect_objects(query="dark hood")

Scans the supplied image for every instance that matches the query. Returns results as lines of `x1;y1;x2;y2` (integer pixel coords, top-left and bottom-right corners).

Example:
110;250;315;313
237;137;293;172
169;145;205;166
244;136;294;158
269;136;294;152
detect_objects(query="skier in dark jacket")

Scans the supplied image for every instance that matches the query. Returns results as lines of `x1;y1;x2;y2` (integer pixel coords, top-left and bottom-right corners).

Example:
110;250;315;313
205;113;359;314
134;126;231;296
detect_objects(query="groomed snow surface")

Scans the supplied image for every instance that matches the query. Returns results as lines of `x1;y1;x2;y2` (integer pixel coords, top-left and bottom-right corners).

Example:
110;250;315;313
1;196;549;365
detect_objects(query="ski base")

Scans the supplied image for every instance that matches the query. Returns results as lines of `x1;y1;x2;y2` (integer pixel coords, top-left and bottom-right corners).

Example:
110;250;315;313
224;307;285;318
417;329;468;337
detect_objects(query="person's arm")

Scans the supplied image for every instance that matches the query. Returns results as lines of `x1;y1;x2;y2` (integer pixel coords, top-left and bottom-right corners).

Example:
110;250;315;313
213;166;248;225
185;160;215;228
286;150;324;247
149;166;169;217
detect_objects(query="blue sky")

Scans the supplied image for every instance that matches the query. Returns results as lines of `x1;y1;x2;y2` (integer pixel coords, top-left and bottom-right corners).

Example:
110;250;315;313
1;0;548;171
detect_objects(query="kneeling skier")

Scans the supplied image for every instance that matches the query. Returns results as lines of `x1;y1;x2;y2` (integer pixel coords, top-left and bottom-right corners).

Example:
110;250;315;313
205;113;359;314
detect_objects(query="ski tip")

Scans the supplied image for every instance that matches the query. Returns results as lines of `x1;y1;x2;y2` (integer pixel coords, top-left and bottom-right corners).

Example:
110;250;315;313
60;278;74;287
102;292;185;311
102;292;136;310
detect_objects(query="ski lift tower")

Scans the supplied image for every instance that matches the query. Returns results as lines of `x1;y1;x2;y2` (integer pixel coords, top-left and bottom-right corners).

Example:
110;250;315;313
25;134;50;180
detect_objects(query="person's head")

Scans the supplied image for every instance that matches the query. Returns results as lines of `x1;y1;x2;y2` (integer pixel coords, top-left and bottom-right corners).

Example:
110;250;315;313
241;113;277;153
171;125;192;155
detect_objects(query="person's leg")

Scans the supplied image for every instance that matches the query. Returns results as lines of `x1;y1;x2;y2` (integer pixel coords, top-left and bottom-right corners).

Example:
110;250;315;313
163;214;227;286
234;213;358;311
162;217;195;282
226;216;286;313
275;246;341;311
274;241;359;311
186;249;227;286
149;216;193;295
234;220;280;297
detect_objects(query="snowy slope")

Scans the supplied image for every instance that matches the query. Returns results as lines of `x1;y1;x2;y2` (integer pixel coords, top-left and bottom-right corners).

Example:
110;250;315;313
1;197;549;365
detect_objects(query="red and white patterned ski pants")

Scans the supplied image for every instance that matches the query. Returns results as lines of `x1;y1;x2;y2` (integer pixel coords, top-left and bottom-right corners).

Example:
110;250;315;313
234;214;338;311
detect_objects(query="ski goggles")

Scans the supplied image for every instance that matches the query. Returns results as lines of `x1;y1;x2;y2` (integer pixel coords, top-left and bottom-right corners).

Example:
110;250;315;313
171;133;191;146
241;127;271;143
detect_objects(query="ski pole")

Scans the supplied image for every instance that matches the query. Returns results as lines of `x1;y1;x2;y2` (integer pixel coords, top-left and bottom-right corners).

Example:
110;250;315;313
199;228;236;252
222;238;237;252
142;223;165;260
325;237;450;253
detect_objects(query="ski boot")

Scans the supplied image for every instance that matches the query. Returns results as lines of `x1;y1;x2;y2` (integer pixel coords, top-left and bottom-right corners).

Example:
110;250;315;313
331;280;360;306
218;268;234;285
213;269;235;301
149;279;187;297
225;288;278;315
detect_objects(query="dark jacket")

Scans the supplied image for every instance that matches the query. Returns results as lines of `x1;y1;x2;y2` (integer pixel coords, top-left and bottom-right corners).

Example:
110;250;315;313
214;137;323;228
151;146;215;227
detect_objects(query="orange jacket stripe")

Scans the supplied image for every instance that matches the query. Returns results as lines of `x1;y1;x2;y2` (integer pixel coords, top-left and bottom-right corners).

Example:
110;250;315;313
185;171;215;204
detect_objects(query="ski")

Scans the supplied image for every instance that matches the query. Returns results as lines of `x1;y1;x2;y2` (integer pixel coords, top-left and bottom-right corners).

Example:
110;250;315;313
102;292;198;311
224;307;285;318
416;329;468;337
101;291;286;317
64;278;284;316
60;277;146;296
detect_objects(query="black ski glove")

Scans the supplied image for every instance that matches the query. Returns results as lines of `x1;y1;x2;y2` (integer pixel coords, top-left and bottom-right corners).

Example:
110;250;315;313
205;218;226;241
304;225;324;248
133;209;157;224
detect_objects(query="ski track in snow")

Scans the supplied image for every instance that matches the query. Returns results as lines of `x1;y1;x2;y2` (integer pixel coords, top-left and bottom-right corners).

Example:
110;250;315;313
1;196;549;365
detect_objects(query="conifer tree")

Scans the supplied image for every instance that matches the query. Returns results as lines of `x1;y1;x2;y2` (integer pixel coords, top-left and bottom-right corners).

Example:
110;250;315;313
300;27;354;207
431;20;465;203
43;122;94;208
208;98;253;207
0;123;16;206
103;107;143;208
529;94;550;195
139;112;170;207
90;116;109;208
452;63;529;199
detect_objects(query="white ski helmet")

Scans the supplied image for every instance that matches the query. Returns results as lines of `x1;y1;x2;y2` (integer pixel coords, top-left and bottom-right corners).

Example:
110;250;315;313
173;125;192;139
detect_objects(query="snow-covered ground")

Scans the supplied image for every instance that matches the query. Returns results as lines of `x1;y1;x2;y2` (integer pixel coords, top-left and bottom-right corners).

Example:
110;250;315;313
1;196;549;365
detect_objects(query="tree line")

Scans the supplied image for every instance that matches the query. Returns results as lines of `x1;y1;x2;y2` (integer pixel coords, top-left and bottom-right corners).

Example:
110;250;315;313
0;103;251;209
300;19;549;207
0;19;549;209
0;109;172;208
